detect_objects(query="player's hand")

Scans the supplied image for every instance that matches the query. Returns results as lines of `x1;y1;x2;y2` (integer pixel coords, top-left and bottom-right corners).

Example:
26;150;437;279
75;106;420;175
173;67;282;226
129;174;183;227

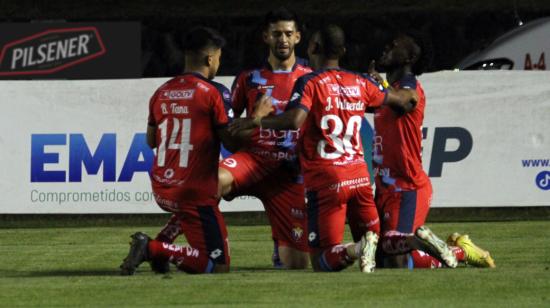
408;89;419;105
367;60;387;88
228;118;257;135
252;94;274;118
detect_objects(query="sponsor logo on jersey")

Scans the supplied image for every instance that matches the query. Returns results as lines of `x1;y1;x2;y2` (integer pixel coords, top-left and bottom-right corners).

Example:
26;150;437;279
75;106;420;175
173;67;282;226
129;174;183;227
326;84;361;97
0;27;106;76
160;89;195;100
222;158;237;168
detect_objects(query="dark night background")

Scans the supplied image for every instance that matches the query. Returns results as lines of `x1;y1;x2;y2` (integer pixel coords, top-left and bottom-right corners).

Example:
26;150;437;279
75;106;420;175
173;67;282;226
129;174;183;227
1;0;550;77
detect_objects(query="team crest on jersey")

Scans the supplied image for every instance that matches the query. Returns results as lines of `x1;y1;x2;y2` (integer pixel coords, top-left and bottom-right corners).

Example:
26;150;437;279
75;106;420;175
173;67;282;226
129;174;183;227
160;89;195;100
292;227;303;242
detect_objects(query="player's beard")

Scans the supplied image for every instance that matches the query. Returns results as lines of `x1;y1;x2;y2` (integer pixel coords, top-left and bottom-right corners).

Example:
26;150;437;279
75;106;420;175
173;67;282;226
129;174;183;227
272;45;294;61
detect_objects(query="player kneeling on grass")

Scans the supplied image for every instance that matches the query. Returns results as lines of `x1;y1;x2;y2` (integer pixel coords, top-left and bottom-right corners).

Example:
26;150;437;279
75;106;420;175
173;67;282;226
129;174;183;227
368;32;495;269
230;24;419;272
218;8;312;269
120;27;237;275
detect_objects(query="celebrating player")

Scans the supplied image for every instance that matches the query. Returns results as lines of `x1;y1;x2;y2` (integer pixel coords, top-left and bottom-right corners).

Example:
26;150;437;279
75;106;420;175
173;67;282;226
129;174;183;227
120;27;235;275
218;8;311;269
371;33;495;268
230;24;419;272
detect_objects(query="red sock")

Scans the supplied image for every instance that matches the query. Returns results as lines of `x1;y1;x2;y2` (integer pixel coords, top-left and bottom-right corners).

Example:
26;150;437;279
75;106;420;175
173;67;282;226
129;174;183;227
451;246;465;262
410;250;443;269
155;215;183;243
381;231;414;255
148;240;213;274
317;245;354;272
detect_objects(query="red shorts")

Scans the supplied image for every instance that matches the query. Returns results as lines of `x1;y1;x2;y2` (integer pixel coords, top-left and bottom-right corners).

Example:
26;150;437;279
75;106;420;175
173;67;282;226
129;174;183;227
220;151;308;252
306;166;380;250
155;205;230;266
375;181;433;234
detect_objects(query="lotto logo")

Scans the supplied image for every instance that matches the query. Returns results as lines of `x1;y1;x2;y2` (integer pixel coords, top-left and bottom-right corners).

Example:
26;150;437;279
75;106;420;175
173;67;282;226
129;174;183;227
308;232;317;242
210;249;222;259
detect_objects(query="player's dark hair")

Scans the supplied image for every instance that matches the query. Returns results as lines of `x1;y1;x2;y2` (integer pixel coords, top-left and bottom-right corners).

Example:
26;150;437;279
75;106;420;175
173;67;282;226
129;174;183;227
263;7;300;31
318;24;346;59
399;31;432;75
183;26;226;54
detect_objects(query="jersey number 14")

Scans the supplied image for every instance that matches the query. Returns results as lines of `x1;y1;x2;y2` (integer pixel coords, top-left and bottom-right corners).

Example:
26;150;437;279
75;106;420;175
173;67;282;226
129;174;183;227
157;118;194;167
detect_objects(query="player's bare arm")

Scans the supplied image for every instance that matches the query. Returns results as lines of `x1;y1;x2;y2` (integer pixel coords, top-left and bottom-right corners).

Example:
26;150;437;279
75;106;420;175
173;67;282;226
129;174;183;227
217;127;240;153
229;98;306;133
385;88;418;113
146;124;157;148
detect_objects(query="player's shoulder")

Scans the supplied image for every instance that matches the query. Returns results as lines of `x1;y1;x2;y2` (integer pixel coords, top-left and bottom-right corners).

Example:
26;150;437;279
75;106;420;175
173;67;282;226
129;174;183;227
234;67;267;88
395;73;418;90
208;79;231;101
294;61;313;75
156;76;180;90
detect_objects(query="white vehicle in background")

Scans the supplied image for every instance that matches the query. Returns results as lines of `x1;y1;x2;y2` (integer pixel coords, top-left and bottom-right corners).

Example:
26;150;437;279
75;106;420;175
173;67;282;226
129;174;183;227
456;17;550;70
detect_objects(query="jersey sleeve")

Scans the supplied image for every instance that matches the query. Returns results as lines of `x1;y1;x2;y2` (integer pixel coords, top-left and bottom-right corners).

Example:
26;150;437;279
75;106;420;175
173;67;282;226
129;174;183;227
147;90;160;126
363;75;388;108
286;74;314;112
212;85;230;129
230;71;249;117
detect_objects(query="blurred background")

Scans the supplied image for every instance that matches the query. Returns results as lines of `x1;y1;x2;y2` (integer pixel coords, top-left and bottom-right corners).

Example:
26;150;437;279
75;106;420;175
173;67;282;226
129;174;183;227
1;0;549;78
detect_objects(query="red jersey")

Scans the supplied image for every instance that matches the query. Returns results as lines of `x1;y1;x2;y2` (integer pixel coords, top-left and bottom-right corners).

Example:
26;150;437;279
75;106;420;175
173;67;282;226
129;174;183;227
148;72;230;207
287;68;387;189
373;73;429;191
231;62;312;161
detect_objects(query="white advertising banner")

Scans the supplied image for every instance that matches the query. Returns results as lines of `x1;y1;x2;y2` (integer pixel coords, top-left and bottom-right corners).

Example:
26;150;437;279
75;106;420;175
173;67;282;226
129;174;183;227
0;71;548;213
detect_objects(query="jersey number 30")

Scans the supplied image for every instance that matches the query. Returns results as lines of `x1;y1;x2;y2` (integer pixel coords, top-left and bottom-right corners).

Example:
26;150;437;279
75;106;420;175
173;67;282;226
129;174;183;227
317;115;362;159
157;118;194;167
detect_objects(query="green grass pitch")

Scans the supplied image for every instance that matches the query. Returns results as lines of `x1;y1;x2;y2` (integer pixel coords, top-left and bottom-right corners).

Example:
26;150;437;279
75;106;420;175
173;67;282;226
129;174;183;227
1;221;549;306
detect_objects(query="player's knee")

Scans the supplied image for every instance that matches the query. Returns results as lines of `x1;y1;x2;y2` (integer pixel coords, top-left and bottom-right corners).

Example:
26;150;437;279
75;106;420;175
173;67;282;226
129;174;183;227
282;254;309;269
218;168;234;196
278;247;309;269
212;264;230;273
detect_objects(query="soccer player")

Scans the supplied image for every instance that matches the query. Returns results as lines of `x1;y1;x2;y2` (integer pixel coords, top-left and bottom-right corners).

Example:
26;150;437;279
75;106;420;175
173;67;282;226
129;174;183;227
371;33;495;268
218;8;311;269
230;24;419;272
120;27;235;275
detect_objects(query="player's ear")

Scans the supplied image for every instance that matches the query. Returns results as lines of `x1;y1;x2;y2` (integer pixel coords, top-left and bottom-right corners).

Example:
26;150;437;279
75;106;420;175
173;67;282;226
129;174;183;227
295;31;301;44
205;54;213;67
262;30;269;44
